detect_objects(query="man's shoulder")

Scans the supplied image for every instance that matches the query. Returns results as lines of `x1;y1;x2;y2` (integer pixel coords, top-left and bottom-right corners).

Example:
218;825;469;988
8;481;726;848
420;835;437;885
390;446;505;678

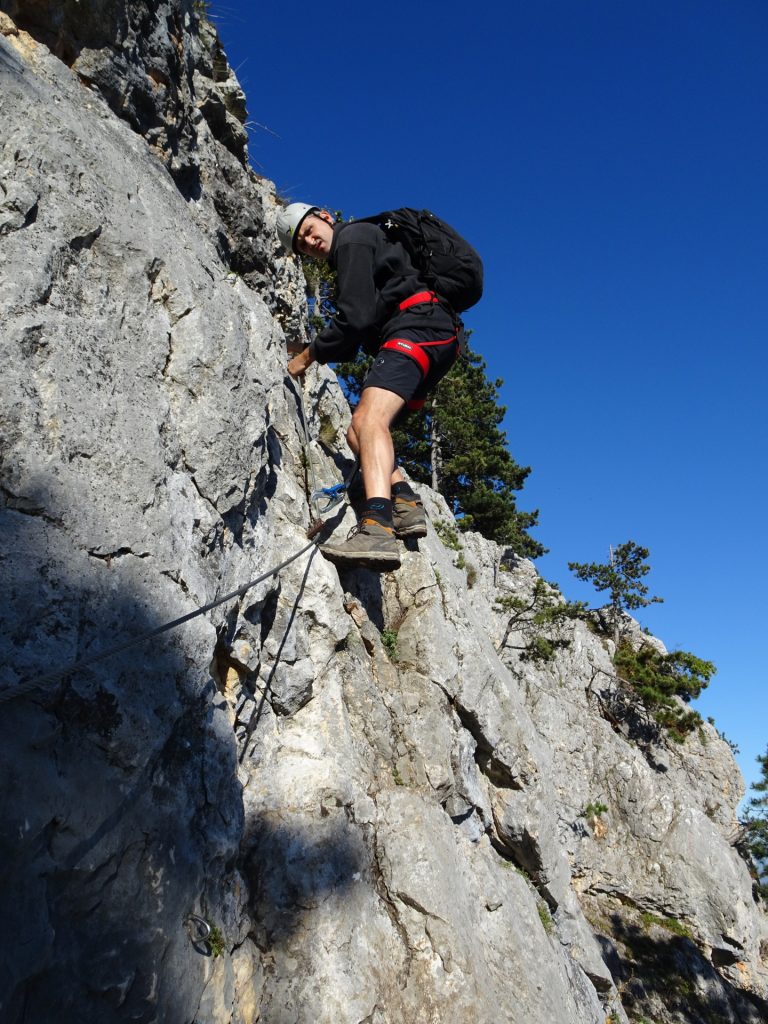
336;220;384;247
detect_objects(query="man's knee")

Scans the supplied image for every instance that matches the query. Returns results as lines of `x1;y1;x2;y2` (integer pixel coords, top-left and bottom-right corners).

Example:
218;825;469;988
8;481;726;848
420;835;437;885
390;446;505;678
353;388;406;434
349;406;364;439
350;402;376;437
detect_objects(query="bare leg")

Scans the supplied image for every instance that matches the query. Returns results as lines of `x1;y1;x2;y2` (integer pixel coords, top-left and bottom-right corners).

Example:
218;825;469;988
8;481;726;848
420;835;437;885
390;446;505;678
347;387;406;499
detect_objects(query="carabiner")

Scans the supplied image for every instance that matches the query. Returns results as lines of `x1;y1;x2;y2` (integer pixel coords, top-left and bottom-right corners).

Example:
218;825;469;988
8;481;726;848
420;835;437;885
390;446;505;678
311;483;347;514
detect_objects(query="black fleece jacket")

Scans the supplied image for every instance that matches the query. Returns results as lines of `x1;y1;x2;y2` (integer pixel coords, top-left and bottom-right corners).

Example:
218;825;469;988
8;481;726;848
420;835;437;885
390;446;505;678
308;221;454;364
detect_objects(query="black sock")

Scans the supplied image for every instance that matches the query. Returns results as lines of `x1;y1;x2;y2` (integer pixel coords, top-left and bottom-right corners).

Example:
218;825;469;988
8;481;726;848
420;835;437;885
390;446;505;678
392;482;418;501
362;497;393;526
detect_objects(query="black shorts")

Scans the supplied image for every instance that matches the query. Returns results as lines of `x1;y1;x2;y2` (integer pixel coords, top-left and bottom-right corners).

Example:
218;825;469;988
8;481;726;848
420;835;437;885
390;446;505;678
363;326;460;411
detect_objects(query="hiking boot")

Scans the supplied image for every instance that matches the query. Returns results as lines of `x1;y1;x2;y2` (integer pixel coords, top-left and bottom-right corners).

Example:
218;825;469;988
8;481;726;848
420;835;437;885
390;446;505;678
392;496;427;538
320;517;401;570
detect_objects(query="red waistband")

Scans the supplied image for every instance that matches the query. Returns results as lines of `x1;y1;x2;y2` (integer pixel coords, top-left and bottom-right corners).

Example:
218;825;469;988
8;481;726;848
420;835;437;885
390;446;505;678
399;290;438;311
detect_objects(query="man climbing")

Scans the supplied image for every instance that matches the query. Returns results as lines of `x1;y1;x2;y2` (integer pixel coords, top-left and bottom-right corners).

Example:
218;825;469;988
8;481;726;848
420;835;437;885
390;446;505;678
278;203;463;571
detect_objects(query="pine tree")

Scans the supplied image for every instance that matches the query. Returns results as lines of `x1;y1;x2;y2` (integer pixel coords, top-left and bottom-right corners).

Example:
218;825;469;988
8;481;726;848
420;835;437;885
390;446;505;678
570;541;715;743
494;578;587;662
613;644;714;742
568;541;663;648
742;747;768;900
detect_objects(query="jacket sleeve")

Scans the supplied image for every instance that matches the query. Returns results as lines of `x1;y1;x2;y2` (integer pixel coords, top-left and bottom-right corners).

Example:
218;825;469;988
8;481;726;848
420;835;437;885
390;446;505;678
309;236;379;364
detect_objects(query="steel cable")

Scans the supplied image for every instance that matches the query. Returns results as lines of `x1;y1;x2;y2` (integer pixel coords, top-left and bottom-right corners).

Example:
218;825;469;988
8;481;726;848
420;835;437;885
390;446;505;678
0;538;318;705
1;374;357;705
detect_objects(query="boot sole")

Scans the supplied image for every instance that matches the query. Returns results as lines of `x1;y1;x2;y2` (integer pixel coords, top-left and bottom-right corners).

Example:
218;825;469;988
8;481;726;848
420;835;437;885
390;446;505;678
394;524;427;539
320;547;401;570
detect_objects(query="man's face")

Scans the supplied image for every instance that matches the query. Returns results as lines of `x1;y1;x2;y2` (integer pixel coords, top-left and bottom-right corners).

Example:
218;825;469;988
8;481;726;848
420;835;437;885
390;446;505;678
296;212;334;259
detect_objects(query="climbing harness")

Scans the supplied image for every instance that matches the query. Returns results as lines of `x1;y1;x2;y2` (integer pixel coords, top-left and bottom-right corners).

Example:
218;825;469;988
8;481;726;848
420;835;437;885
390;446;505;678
0;374;358;706
379;292;461;385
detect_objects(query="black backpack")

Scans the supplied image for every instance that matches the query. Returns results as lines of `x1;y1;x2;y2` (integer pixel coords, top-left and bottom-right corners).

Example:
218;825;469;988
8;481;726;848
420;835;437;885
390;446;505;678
361;208;484;313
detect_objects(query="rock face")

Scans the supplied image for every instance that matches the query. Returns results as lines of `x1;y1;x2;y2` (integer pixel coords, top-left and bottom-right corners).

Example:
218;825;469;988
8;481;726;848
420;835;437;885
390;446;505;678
1;5;766;1023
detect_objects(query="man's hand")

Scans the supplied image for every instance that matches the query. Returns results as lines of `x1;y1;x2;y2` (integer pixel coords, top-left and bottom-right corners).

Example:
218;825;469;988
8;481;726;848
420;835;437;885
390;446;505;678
287;346;315;377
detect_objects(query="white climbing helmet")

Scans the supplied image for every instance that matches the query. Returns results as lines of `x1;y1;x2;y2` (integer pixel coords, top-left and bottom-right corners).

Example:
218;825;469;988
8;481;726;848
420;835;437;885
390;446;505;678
276;202;318;254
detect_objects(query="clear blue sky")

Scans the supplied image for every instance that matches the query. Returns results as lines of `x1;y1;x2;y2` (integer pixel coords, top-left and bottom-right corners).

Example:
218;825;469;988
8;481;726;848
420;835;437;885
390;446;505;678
213;0;767;797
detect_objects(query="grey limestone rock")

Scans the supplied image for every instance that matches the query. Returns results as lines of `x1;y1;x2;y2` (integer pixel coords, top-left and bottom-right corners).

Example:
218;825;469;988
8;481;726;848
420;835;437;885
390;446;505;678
1;6;766;1024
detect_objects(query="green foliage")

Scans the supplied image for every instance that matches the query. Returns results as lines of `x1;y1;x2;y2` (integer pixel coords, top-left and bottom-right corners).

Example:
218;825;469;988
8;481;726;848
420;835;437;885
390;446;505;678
614;644;714;742
495;578;587;663
381;628;399;660
434;519;462;551
430;521;476;578
568;541;663;645
741;745;768;900
537;902;554;934
408;348;543;556
581;801;609;819
639;913;692;939
317;412;338;448
207;924;225;958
